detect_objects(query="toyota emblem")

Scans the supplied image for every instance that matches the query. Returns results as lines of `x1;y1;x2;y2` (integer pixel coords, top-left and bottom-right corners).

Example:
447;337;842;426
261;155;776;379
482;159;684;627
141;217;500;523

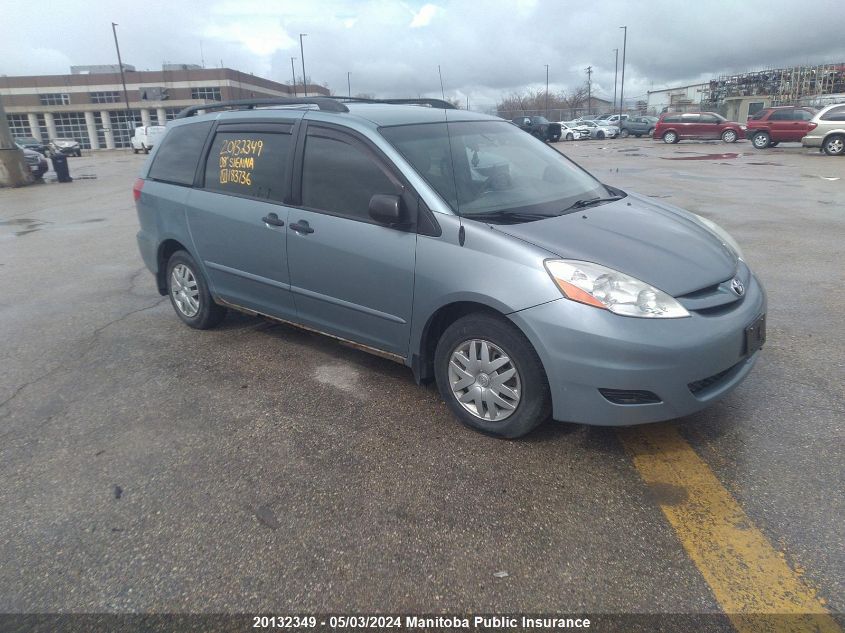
731;278;745;296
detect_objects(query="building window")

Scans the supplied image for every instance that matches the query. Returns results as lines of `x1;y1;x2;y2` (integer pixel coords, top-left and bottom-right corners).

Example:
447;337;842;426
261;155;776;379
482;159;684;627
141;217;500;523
108;109;143;148
93;112;107;148
6;114;33;140
165;107;183;121
39;93;71;106
191;87;222;101
90;91;121;104
52;112;92;149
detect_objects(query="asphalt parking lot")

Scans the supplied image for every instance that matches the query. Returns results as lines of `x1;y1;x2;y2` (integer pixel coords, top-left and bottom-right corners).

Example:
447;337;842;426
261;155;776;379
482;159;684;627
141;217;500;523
0;139;842;626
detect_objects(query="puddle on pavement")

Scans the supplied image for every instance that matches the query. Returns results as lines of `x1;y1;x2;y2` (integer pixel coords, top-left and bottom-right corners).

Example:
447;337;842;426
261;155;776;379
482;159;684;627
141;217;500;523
661;153;743;161
0;217;105;238
747;161;784;166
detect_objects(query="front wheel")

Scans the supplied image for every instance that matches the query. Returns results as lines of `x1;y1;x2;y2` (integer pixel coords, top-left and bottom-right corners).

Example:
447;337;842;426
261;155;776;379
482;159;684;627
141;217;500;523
823;134;844;156
596;131;605;140
752;132;770;149
722;129;738;143
166;250;227;329
434;313;551;438
663;131;679;144
566;132;574;141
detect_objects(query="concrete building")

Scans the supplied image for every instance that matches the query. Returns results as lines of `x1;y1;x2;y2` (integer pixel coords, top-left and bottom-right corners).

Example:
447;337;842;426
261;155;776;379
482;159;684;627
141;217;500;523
1;65;329;150
646;83;709;115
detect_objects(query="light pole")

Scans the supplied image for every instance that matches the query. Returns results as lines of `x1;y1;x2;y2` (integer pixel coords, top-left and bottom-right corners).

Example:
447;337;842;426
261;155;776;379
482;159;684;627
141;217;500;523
347;72;351;98
613;48;619;110
290;57;297;96
299;33;308;97
438;65;445;100
619;26;627;122
111;22;133;144
544;64;549;118
585;66;592;116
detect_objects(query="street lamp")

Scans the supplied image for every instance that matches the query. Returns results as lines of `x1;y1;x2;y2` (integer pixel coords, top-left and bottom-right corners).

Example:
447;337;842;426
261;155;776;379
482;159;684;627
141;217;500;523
613;48;619;111
290;57;297;96
619;26;627;122
544;64;549;118
111;22;133;144
347;71;351;98
299;34;308;97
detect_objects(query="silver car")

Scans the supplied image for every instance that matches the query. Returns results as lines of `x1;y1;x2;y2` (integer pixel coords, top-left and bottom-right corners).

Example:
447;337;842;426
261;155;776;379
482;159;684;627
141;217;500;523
801;103;845;156
135;97;766;438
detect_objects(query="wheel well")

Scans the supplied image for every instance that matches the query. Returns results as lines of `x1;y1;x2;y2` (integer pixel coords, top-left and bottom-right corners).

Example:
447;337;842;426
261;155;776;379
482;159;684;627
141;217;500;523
412;301;505;383
155;239;188;295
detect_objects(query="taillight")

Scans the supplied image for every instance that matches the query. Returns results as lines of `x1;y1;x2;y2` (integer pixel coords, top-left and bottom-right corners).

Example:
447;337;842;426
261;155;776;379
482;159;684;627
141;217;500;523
807;122;817;131
133;178;144;202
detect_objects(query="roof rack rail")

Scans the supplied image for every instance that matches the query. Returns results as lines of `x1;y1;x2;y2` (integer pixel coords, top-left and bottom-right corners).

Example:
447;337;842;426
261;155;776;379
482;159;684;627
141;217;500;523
175;97;349;119
321;96;458;110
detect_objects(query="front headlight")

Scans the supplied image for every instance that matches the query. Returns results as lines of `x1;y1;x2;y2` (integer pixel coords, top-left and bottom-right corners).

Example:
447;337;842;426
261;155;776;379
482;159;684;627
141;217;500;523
544;260;690;318
695;215;744;260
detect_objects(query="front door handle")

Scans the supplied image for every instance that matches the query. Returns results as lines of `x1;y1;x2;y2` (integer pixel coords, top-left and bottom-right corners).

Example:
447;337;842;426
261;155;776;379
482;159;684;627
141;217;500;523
262;213;285;227
290;220;315;234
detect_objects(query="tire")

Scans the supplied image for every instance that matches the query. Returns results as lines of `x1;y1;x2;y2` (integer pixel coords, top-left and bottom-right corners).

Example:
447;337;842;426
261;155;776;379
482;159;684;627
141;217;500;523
434;313;551;439
144;146;150;154
648;128;655;136
597;131;605;140
663;130;679;144
721;129;738;143
752;132;770;149
823;134;845;156
566;132;574;141
165;250;227;329
620;129;630;138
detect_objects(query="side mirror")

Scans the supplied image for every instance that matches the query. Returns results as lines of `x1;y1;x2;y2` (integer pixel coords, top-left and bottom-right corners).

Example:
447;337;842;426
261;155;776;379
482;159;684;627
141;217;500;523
369;194;406;225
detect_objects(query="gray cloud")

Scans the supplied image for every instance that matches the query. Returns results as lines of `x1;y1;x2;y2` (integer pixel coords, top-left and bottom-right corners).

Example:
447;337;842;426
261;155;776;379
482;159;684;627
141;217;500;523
2;0;842;110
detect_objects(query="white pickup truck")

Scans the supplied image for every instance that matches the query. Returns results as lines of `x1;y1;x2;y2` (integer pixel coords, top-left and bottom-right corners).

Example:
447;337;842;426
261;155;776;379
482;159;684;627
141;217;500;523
131;126;166;154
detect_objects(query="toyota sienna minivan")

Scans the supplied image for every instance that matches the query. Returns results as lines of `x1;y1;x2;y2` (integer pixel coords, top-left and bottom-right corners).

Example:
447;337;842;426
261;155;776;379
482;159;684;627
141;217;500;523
134;97;766;438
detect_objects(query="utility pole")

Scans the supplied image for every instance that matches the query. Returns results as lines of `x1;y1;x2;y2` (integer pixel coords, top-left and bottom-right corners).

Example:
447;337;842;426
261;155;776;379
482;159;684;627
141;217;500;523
290;57;297;96
619;26;628;122
299;34;308;97
438;65;445;100
544;64;550;118
613;48;619;110
111;22;133;145
585;66;592;116
347;72;351;98
0;94;34;187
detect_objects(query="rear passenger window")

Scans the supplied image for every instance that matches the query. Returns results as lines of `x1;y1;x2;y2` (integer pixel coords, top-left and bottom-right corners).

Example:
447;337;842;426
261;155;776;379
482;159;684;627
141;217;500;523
770;110;793;121
663;115;681;123
821;106;845;122
148;121;212;185
301;133;398;221
204;131;291;202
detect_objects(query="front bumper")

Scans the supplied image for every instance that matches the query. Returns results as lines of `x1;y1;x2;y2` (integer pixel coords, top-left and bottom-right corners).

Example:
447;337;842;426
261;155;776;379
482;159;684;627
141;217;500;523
509;273;766;426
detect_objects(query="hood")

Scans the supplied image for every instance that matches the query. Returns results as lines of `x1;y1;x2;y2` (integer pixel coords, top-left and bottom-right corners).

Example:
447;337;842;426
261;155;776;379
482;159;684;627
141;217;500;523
54;139;78;147
490;193;737;296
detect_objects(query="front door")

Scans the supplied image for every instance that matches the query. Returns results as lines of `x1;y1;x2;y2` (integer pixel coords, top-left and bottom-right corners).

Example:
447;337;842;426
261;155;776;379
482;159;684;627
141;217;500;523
186;122;298;321
285;125;417;357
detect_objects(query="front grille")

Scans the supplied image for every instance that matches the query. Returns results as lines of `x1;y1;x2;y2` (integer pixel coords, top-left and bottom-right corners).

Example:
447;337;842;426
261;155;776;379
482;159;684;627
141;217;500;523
688;362;741;395
599;388;662;405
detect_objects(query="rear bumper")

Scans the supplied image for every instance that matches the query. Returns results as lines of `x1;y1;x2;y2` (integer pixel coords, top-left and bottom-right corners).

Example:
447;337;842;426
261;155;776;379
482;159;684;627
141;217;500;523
509;273;766;426
801;134;823;148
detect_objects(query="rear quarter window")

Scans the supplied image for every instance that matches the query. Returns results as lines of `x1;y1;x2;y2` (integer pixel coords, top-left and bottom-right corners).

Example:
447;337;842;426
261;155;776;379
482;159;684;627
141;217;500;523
821;106;845;122
147;121;213;186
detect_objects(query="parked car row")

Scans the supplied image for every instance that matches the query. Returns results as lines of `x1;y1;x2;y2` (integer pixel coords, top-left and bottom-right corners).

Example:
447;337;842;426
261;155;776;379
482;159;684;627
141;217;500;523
14;136;81;157
746;104;845;156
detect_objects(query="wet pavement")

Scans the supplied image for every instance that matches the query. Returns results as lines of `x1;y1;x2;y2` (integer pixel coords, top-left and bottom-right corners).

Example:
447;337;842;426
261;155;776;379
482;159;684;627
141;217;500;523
0;142;842;623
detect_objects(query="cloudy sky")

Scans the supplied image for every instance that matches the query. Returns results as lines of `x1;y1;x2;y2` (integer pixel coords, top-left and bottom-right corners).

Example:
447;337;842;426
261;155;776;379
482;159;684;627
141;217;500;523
2;0;842;109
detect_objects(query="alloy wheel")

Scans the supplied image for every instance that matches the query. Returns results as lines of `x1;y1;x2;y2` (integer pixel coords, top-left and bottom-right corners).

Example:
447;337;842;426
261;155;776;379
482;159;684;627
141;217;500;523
170;264;200;317
449;339;521;422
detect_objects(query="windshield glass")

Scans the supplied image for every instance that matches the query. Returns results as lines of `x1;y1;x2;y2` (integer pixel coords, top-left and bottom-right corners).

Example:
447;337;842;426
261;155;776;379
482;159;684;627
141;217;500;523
380;120;610;220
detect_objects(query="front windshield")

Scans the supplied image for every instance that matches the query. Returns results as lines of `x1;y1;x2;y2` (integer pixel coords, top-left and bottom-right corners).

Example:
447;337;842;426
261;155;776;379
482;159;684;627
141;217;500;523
380;120;609;220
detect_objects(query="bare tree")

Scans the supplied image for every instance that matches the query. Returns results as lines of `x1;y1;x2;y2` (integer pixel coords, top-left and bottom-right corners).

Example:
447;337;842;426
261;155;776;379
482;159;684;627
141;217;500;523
560;84;589;119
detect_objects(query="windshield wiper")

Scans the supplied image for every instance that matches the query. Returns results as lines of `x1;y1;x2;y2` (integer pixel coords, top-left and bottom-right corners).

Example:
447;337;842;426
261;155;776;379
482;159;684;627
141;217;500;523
566;196;624;210
464;211;559;224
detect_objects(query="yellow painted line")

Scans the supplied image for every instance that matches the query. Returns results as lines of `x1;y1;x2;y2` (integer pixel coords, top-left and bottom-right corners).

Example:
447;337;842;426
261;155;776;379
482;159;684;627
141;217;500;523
619;423;841;633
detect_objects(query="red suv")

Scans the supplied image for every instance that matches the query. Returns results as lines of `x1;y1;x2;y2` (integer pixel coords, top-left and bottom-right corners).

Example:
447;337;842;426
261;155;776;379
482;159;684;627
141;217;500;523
653;112;745;144
745;106;817;149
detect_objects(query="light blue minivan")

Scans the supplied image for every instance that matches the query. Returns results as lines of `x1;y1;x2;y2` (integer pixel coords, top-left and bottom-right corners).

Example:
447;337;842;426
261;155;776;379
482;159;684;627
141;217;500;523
135;97;766;438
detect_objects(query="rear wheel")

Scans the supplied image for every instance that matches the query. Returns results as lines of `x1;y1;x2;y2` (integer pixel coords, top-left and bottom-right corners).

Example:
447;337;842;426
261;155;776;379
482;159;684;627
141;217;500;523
663;130;679;144
823;134;844;156
434;313;551;439
597;131;605;140
752;132;770;149
620;129;630;138
166;250;227;329
722;129;738;143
